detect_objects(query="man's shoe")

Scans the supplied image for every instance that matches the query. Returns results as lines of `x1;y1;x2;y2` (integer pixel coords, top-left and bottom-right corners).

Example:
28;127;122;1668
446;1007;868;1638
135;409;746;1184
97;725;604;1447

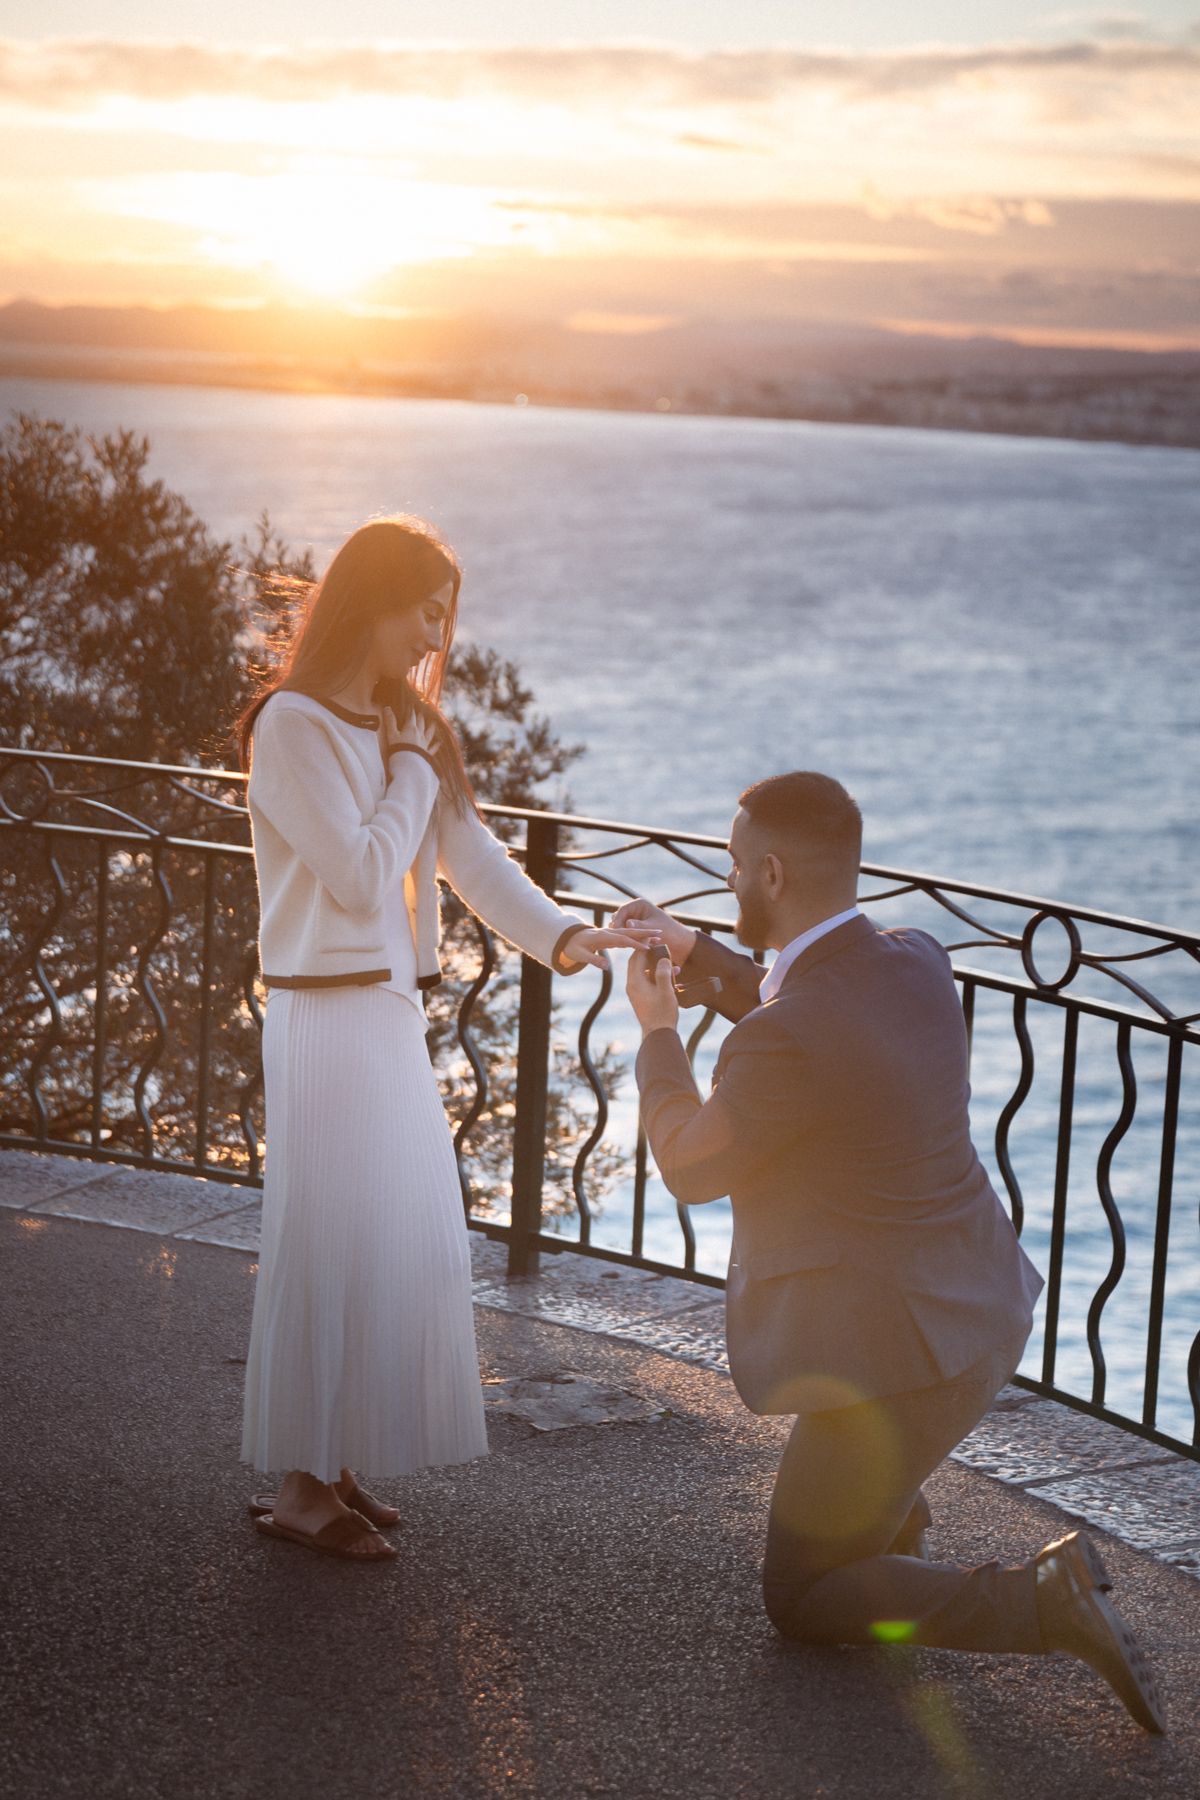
1034;1531;1166;1733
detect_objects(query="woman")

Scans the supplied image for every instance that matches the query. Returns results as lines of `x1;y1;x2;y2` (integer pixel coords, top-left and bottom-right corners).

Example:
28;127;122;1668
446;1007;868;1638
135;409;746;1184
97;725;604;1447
236;515;641;1561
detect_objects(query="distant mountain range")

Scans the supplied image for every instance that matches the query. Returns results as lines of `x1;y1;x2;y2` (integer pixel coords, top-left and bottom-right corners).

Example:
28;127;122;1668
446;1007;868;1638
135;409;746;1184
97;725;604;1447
2;299;1198;449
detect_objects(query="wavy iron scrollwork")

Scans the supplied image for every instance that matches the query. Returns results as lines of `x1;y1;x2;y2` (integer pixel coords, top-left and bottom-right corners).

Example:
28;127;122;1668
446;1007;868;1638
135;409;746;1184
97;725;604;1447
237;947;265;1179
452;914;496;1210
130;840;174;1158
571;935;613;1247
0;747;251;845
994;994;1034;1236
1086;1022;1136;1405
25;833;70;1141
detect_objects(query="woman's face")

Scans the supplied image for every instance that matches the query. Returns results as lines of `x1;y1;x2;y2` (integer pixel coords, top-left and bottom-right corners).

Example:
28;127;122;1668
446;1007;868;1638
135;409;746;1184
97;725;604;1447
372;578;454;679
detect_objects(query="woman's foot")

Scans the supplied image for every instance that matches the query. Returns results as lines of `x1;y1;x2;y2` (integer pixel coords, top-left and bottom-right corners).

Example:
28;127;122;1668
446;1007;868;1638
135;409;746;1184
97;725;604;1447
334;1467;401;1529
269;1470;395;1560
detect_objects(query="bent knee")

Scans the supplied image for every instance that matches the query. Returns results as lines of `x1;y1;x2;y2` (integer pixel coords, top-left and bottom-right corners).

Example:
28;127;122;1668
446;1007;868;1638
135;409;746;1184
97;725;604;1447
762;1569;828;1643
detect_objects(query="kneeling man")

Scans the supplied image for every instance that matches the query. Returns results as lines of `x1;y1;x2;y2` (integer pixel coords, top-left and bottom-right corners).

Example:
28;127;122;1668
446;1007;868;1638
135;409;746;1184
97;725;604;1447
619;771;1163;1733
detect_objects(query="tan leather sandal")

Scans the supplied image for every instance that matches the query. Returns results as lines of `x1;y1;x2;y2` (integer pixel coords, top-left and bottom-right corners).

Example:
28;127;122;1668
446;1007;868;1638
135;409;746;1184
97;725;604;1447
247;1484;400;1529
254;1510;397;1561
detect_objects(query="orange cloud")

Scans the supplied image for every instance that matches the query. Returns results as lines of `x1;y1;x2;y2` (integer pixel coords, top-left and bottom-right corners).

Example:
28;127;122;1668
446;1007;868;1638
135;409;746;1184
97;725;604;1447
1;35;1198;110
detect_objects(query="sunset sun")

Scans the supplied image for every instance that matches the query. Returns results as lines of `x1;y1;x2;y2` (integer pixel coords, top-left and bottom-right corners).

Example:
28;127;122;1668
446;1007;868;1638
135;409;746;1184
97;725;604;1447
103;166;512;300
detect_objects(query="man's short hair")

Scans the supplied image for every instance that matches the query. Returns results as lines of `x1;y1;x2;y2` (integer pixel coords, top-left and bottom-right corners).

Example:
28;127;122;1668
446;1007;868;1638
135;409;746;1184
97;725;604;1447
738;771;863;865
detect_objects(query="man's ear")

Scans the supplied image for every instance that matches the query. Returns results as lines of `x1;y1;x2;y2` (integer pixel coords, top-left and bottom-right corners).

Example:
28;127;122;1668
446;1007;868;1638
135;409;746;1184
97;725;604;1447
763;851;785;898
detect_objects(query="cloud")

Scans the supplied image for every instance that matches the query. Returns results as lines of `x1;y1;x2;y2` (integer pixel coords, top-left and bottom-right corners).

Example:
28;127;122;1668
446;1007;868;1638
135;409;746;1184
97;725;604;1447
863;194;1056;236
1039;10;1154;39
495;193;1060;253
1;34;1199;111
674;132;761;156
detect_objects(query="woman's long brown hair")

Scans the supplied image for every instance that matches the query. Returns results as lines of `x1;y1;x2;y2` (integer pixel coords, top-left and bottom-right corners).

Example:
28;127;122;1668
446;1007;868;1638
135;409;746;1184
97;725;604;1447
235;515;475;813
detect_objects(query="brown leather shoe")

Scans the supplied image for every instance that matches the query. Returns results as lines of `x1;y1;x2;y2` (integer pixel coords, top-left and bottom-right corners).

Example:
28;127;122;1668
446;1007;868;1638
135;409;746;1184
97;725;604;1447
1034;1531;1166;1733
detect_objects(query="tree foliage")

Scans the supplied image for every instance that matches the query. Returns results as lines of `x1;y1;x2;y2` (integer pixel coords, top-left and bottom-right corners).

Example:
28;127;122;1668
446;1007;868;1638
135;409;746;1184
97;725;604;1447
0;412;623;1222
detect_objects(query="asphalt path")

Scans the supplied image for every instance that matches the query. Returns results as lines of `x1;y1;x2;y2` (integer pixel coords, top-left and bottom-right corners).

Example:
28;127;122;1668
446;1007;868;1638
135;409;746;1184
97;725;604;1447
1;1211;1195;1800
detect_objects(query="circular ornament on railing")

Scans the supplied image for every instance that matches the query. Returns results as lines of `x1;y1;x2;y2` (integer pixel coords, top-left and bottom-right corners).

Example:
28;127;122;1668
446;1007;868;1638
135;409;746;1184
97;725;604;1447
0;758;53;823
1020;908;1083;993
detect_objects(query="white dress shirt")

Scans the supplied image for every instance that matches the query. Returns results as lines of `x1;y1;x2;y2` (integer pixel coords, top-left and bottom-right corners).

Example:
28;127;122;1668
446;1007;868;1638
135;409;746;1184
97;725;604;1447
758;906;861;1004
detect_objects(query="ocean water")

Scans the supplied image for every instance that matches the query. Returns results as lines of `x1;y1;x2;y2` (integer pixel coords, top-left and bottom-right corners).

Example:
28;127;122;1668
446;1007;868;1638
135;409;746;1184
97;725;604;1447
3;376;1198;1439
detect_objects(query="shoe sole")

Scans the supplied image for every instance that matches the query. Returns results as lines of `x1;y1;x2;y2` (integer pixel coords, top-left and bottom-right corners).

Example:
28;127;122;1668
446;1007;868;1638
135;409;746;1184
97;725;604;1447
1059;1534;1167;1734
254;1514;398;1562
247;1490;400;1529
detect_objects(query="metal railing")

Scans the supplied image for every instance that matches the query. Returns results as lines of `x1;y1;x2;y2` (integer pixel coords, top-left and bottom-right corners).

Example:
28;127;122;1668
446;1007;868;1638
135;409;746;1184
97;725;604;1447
2;745;1198;1459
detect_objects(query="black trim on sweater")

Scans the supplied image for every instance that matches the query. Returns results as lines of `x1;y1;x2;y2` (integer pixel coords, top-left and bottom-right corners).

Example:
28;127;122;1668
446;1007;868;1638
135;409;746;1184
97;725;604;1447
312;697;381;729
385;742;441;775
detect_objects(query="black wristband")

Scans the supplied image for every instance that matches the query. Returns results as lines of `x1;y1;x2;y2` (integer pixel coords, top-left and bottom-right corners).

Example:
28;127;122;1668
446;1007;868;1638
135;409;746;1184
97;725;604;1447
551;923;588;973
385;742;440;776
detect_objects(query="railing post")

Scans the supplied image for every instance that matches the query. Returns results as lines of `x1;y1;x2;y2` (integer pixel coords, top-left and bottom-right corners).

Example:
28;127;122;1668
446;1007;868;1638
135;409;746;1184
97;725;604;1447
508;815;559;1277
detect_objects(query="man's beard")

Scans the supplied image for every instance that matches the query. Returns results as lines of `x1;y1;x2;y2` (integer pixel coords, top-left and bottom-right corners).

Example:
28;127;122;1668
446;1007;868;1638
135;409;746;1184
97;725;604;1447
735;886;771;952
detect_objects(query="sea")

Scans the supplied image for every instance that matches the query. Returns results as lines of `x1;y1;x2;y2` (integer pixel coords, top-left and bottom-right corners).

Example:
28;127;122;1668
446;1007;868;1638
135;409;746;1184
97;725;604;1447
3;374;1198;1440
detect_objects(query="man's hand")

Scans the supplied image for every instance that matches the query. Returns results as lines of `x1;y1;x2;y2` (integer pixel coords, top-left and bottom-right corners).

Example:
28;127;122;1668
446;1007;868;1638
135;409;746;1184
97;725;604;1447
611;897;697;968
626;945;680;1035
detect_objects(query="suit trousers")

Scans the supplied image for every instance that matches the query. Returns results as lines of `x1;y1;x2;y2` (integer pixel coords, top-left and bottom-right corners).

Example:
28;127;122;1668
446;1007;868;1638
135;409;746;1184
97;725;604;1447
762;1338;1043;1652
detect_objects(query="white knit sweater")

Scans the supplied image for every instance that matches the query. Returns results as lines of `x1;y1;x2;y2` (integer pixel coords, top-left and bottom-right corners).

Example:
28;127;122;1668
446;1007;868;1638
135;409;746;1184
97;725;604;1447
248;692;586;998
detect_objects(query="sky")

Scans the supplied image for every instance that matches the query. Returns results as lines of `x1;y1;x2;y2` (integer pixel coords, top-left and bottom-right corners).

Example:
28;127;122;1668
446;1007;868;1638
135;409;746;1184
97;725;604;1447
1;4;1198;349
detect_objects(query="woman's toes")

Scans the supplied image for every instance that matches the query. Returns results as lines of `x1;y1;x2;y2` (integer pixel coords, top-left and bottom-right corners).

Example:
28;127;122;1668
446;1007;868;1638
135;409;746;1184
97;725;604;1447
345;1521;394;1557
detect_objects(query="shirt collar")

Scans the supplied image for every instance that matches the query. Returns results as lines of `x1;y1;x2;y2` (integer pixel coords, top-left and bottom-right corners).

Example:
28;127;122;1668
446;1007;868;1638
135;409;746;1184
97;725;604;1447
758;906;861;1003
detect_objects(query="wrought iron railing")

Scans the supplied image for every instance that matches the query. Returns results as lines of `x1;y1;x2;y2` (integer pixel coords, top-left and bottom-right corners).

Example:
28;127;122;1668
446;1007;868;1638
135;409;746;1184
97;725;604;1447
2;746;1197;1459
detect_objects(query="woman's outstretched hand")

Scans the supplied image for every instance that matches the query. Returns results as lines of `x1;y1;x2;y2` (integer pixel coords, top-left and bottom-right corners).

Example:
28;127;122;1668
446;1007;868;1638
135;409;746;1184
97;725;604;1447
559;923;660;971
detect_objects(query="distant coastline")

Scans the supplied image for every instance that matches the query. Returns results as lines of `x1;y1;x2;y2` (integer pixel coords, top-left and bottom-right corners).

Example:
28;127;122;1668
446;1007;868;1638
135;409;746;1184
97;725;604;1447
2;298;1199;452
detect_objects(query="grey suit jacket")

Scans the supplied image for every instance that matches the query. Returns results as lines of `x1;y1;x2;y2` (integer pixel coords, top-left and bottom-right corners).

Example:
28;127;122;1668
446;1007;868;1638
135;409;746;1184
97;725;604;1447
636;915;1043;1414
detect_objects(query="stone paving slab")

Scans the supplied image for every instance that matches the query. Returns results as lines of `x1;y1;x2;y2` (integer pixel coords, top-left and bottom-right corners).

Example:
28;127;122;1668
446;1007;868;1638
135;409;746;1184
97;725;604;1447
1030;1461;1200;1566
952;1400;1179;1485
469;1236;730;1367
0;1146;118;1207
471;1236;721;1321
482;1372;670;1431
175;1200;264;1250
599;1302;731;1374
26;1163;239;1234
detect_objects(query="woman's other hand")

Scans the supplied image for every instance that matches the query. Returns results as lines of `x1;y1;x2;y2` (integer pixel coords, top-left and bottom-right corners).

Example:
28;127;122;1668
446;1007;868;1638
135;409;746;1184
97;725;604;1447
384;707;437;763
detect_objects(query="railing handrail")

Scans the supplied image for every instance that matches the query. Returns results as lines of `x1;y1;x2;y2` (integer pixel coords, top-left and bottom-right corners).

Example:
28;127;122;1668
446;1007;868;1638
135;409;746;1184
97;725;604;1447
3;743;1196;949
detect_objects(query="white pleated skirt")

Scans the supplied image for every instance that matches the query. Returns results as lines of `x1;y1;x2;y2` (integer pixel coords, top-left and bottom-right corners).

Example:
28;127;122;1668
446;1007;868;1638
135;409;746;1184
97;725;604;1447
240;985;489;1482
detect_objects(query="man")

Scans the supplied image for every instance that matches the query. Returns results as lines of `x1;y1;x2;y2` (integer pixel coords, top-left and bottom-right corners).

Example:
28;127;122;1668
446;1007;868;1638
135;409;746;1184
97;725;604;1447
618;771;1164;1733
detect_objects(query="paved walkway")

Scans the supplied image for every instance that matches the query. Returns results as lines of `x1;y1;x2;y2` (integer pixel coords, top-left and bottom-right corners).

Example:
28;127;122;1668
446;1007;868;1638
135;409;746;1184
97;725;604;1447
1;1152;1198;1798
